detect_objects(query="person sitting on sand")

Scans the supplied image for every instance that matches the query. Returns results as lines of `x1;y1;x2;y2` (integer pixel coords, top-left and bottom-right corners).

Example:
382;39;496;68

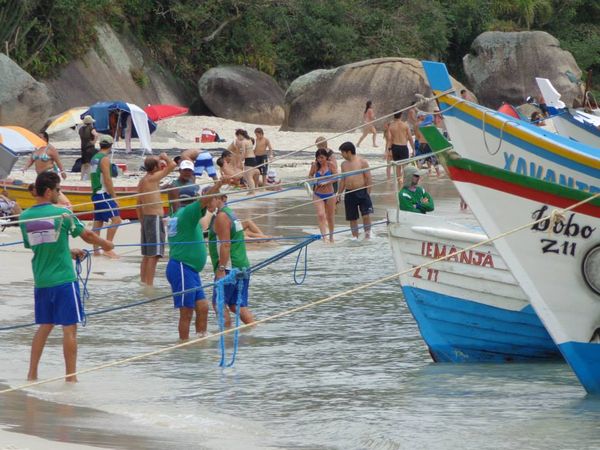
0;190;21;227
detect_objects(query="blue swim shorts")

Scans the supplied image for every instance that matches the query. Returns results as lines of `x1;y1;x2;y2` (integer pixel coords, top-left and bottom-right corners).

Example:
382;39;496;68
92;192;121;222
194;153;217;178
34;281;83;326
212;270;250;308
166;259;206;308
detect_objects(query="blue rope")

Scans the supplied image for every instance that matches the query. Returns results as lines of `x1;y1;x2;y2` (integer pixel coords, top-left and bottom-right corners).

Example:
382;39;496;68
214;269;246;367
75;250;92;327
293;241;309;285
0;236;318;332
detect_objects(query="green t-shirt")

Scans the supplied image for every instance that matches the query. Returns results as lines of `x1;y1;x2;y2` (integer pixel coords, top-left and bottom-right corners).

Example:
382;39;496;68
398;186;435;214
166;201;207;272
208;205;250;272
20;203;85;288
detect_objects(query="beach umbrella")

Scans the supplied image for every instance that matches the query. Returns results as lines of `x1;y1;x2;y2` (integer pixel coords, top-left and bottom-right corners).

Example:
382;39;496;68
0;126;45;153
45;106;88;134
144;104;188;122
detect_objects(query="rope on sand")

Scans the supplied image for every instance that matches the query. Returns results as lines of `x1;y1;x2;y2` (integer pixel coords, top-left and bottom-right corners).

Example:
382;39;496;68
1;191;597;394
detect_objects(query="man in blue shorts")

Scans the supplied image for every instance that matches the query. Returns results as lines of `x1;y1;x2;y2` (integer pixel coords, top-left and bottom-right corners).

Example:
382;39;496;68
20;171;114;382
90;135;122;258
207;192;254;327
180;149;218;180
166;180;222;340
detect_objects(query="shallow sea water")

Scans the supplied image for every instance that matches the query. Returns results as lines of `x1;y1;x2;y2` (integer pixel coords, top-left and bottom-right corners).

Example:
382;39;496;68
1;174;600;449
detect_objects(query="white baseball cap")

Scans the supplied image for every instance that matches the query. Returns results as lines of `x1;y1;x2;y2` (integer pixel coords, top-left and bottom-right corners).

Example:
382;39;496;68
179;160;194;171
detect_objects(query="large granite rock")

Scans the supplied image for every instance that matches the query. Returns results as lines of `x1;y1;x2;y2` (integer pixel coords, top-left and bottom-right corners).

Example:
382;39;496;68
198;66;285;125
281;57;469;132
463;31;584;108
0;54;52;131
44;24;190;116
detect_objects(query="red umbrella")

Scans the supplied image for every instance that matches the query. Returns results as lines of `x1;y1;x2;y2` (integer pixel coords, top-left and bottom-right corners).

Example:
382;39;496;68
144;104;189;122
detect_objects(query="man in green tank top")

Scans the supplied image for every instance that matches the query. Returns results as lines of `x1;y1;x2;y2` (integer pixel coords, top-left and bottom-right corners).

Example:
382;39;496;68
207;193;254;327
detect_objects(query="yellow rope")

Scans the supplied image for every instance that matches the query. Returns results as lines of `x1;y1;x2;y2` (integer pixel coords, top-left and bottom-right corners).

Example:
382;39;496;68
1;190;597;395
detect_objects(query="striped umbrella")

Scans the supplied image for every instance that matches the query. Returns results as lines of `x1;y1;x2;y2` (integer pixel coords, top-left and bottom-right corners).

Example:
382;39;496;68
45;106;88;134
0;126;46;153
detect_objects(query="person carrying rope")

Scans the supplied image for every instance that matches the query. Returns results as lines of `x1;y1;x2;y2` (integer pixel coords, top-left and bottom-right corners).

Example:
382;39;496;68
207;192;255;327
90;135;122;258
19;171;114;382
165;180;223;340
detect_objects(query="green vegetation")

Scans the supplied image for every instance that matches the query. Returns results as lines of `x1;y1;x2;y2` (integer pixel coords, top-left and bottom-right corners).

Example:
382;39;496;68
3;0;599;89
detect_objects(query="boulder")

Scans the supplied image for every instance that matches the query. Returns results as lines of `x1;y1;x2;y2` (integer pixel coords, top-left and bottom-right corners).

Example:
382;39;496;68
197;66;285;125
44;24;190;116
281;57;470;132
463;31;584;109
0;54;52;131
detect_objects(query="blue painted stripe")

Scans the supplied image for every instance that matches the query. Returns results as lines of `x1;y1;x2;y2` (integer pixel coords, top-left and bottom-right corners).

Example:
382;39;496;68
402;286;561;363
439;103;600;179
561;112;600;137
558;341;600;394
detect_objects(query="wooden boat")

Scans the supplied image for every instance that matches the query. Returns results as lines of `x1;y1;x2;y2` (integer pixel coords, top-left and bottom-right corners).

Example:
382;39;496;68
387;209;560;362
1;179;169;220
536;77;600;148
422;59;600;393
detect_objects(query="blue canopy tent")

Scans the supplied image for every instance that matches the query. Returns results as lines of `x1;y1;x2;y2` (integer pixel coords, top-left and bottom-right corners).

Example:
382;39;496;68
81;101;156;153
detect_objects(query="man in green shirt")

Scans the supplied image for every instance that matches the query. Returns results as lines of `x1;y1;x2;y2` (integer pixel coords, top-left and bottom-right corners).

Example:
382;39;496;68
166;180;222;340
20;172;114;382
398;165;435;214
207;193;254;327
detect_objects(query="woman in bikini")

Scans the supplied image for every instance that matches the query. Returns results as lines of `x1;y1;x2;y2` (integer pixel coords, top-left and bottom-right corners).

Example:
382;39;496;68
356;100;378;148
234;129;259;194
308;148;338;243
23;132;67;179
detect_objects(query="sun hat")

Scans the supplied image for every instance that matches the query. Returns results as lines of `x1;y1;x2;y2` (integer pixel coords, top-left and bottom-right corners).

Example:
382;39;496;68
83;115;95;124
179;160;194;171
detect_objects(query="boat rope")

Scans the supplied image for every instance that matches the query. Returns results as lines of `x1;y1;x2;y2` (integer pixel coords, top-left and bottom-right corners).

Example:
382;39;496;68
0;235;321;332
214;268;247;367
1;191;598;393
75;250;92;327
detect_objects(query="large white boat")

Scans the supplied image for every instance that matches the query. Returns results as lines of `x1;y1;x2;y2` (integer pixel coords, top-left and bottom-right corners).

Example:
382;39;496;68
387;209;560;362
422;60;600;393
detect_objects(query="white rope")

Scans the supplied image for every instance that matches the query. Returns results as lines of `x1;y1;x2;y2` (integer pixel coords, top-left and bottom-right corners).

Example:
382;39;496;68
2;189;597;395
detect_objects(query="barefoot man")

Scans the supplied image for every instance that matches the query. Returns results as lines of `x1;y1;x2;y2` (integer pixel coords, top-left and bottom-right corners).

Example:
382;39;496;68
254;128;274;186
20;171;114;382
338;142;374;240
181;148;218;181
90;135;121;258
137;153;177;286
386;111;415;183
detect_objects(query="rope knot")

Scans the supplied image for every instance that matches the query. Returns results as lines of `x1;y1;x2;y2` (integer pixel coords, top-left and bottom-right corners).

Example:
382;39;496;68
549;209;565;234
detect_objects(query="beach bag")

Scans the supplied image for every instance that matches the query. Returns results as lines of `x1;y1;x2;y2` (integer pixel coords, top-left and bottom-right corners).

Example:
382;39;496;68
111;163;119;178
71;158;82;173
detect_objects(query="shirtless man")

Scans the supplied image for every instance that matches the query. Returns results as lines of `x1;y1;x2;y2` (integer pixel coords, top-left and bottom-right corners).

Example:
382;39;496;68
181;149;217;180
386;111;415;183
217;150;243;186
338;142;373;240
254;128;273;186
414;113;441;176
137;153;177;286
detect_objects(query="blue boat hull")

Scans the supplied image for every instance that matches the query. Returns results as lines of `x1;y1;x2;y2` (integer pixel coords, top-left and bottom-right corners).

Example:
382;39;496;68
402;286;562;362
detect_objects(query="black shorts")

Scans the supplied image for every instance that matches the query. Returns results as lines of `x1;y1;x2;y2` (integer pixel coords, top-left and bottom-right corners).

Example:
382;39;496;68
255;155;268;175
344;188;373;221
81;146;96;164
419;143;438;165
391;144;409;162
244;157;258;167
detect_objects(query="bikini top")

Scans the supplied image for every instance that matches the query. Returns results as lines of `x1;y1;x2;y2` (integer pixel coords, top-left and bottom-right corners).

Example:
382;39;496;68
32;147;51;162
315;166;332;186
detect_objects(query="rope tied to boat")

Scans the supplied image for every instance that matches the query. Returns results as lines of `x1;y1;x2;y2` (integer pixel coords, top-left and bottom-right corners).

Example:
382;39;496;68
75;249;92;327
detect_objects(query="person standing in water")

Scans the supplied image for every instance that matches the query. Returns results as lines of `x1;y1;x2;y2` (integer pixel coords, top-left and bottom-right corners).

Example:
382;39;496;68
20;171;114;382
308;148;338;243
137;153;177;287
235;129;259;194
338;142;374;240
356;100;378;148
254;128;273;187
